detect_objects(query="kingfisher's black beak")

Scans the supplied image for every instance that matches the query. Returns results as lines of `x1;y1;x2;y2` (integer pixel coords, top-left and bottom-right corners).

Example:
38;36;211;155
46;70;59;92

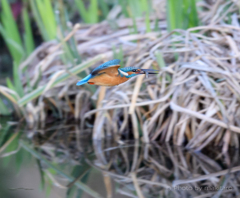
139;69;159;74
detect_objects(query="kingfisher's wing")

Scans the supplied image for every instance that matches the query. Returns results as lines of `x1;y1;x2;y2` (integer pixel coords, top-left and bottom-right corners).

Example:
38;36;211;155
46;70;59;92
91;59;121;76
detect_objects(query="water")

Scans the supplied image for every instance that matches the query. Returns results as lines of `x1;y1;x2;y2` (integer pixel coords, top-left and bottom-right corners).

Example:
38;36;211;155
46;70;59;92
0;121;240;198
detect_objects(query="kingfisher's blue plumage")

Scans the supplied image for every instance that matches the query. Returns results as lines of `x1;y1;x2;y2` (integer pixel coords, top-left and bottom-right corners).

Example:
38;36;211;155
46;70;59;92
76;74;92;86
91;59;121;75
76;59;158;86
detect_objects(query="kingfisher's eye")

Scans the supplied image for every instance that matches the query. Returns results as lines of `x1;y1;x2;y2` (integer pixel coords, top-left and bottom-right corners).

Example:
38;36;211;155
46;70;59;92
132;69;137;72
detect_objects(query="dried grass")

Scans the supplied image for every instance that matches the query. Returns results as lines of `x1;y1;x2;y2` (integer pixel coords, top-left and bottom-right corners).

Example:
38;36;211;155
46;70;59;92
5;0;240;150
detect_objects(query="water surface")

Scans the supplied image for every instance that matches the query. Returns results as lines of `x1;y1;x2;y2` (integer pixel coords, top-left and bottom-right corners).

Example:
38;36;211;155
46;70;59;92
0;121;239;198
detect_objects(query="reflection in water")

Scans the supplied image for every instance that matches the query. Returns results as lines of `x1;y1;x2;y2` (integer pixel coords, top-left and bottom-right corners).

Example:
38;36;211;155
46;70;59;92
89;141;240;198
0;123;240;197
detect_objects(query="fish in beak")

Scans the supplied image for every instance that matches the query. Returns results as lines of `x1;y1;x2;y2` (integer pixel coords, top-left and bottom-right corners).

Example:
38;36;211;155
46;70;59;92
118;69;129;76
138;69;159;78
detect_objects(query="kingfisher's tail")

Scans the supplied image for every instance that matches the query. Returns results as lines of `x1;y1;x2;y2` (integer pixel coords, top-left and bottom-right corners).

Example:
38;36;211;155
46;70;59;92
76;74;92;86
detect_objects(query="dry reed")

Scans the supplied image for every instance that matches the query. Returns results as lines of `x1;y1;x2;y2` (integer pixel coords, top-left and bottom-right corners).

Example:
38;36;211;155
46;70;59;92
3;0;240;151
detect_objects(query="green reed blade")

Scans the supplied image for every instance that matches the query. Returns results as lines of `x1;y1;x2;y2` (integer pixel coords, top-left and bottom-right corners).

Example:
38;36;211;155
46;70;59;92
0;98;10;115
1;0;22;45
75;0;98;23
2;133;20;166
154;18;160;32
0;0;23;64
15;148;26;173
0;122;10;146
167;0;199;31
74;0;88;23
131;16;138;34
75;170;91;198
20;140;103;198
0;25;18;62
35;0;57;40
89;0;98;23
4;37;25;56
64;9;82;64
99;0;109;19
22;8;35;56
30;0;49;41
167;0;177;31
55;7;75;66
155;51;172;83
45;183;52;197
128;0;142;17
67;186;77;198
6;78;15;92
5;77;18;100
155;51;166;68
184;0;199;28
119;0;129;17
36;158;45;190
141;0;151;32
43;0;57;39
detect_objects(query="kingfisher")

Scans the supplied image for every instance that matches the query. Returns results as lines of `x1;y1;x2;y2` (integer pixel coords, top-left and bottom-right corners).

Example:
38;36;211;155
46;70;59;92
76;59;158;86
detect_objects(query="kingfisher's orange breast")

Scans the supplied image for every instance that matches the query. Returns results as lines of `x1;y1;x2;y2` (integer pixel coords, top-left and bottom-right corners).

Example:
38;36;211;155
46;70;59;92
88;70;134;86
